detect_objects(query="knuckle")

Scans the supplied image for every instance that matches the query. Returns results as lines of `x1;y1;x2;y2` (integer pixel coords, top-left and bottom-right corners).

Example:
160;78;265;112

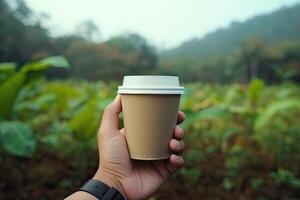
175;126;185;139
178;126;184;133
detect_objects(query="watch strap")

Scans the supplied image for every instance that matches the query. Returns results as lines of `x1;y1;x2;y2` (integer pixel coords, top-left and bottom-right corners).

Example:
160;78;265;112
79;179;125;200
103;187;124;200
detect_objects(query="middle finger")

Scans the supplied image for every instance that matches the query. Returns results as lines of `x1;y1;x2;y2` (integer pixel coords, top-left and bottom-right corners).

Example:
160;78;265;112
173;126;185;140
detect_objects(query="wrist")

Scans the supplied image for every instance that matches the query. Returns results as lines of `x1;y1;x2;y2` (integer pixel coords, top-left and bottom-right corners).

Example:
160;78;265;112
93;169;127;200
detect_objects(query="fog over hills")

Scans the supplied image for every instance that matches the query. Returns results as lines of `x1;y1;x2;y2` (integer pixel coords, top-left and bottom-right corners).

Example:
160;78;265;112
162;4;300;59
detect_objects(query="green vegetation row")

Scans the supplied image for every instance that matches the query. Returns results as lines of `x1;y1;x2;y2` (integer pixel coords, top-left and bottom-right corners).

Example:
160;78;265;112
1;58;300;199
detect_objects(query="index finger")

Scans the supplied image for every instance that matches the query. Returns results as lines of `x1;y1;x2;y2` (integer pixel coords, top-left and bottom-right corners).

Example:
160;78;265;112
100;95;122;132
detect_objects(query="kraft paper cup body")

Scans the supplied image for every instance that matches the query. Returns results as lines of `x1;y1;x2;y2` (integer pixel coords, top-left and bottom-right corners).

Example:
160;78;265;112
118;76;184;160
121;94;180;160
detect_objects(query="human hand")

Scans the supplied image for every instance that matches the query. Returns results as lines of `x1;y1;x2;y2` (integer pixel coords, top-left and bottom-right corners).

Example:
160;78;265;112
93;95;185;200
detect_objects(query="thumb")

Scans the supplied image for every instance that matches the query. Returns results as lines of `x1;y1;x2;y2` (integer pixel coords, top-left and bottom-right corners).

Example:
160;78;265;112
100;95;122;133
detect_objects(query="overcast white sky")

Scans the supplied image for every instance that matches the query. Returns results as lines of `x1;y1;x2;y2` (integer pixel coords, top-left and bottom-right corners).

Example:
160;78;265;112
25;0;300;49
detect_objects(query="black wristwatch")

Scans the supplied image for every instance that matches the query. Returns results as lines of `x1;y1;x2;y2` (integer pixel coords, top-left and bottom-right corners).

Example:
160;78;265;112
79;179;125;200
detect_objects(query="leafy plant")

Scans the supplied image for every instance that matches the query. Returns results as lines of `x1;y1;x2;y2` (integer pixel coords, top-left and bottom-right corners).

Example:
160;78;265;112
255;99;300;129
180;167;202;183
248;79;265;109
250;177;264;190
0;62;16;84
0;78;300;199
222;177;235;191
0;121;36;157
0;56;69;119
69;99;100;140
0;56;69;158
271;169;300;189
182;105;230;129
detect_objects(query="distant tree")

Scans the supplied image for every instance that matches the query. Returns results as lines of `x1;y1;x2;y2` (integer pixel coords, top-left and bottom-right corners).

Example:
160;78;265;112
106;33;158;74
6;0;32;22
65;33;158;80
239;39;265;82
0;0;54;64
75;20;101;42
54;35;86;53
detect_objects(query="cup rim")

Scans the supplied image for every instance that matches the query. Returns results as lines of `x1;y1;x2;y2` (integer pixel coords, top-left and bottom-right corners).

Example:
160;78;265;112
118;75;184;94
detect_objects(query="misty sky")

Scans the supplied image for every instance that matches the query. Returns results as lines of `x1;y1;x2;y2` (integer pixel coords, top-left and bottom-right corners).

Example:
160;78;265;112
25;0;300;48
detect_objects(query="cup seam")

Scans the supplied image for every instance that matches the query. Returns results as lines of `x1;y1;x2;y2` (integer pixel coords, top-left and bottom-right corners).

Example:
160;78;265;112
130;153;170;158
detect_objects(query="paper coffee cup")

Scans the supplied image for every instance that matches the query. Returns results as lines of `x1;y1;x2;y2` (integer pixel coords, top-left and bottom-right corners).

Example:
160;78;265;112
118;76;184;160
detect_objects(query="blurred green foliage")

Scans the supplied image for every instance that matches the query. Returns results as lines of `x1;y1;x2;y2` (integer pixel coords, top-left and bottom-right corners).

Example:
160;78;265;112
160;39;300;83
0;61;300;198
0;121;35;157
0;56;69;118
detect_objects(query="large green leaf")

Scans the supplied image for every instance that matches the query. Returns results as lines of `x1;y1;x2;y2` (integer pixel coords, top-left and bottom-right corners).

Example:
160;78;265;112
255;99;300;129
0;62;16;84
0;56;69;119
41;121;71;149
0;74;26;119
197;106;230;120
182;106;230;129
39;56;70;68
69;99;99;141
0;121;36;157
248;79;265;107
0;62;16;71
21;56;70;74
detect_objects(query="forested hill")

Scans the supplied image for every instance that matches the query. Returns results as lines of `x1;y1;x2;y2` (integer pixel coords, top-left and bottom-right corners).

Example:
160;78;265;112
162;4;300;59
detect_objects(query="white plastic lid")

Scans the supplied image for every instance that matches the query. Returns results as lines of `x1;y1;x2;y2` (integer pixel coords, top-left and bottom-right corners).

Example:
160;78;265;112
117;76;184;94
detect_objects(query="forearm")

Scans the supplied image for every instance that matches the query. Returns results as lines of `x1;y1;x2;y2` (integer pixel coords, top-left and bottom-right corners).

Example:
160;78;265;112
64;170;126;200
65;191;98;200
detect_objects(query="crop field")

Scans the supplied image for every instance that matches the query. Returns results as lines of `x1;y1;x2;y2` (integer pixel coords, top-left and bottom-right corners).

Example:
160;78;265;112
1;61;300;199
